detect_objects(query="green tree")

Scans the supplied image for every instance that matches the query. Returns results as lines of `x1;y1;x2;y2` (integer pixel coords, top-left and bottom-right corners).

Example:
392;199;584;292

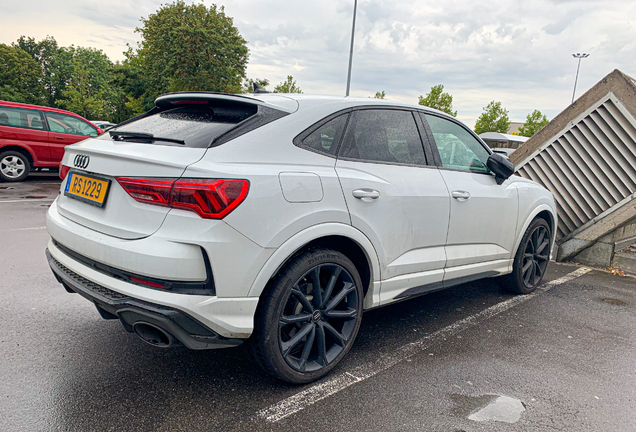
518;109;549;137
241;77;269;93
128;1;249;110
373;90;386;99
474;101;510;134
105;62;140;122
56;47;114;120
418;84;457;117
273;75;302;93
0;44;45;104
13;36;73;108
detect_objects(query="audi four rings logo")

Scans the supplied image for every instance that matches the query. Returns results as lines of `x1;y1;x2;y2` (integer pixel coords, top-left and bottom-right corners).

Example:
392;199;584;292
73;154;90;169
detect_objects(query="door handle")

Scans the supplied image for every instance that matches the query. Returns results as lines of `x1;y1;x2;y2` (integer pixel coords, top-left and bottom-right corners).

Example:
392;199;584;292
352;189;380;201
451;190;471;201
54;137;65;140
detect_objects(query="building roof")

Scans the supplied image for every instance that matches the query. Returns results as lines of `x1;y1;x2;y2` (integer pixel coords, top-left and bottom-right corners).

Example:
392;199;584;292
478;132;529;143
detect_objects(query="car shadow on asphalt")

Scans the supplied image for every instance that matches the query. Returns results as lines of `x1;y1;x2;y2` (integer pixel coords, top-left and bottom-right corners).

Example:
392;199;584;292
48;276;515;431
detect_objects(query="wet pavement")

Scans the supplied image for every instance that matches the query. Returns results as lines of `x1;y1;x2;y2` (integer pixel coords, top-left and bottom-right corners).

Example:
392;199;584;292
1;176;636;431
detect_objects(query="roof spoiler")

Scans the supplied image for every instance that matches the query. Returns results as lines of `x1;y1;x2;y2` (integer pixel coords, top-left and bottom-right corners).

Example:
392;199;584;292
112;92;297;132
154;92;297;113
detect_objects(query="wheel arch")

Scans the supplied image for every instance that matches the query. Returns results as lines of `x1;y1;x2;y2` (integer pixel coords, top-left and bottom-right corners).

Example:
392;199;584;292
0;145;35;167
513;204;558;260
248;223;380;304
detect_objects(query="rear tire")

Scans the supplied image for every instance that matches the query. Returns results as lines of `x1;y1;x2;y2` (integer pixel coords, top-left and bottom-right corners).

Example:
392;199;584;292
0;151;30;182
500;218;551;294
249;248;364;384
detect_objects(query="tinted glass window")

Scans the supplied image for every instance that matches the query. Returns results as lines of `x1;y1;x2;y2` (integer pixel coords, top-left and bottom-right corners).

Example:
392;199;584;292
46;112;98;137
105;106;253;148
339;110;426;165
424;114;490;173
0;106;45;130
301;114;348;156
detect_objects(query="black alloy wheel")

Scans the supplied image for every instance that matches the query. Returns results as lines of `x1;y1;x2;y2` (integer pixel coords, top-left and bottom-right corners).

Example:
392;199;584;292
521;224;550;289
250;248;364;384
500;217;552;294
279;263;359;372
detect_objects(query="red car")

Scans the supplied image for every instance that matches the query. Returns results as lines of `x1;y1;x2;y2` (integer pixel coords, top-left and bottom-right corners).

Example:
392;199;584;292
0;101;104;182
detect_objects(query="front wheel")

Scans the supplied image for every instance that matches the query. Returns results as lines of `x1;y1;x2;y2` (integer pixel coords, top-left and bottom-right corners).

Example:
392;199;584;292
250;248;364;384
500;218;551;294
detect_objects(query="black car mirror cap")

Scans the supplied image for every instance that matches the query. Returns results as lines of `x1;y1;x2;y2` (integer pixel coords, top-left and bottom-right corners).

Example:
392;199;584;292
487;153;515;185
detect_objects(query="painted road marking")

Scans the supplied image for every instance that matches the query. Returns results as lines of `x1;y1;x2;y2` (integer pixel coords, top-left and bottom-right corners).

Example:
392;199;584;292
2;226;47;232
0;199;55;203
256;267;593;423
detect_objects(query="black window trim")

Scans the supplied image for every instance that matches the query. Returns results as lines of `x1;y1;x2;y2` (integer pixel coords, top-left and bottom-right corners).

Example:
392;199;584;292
0;106;49;132
335;106;435;169
418;111;496;176
292;108;352;158
210;104;289;147
43;110;99;137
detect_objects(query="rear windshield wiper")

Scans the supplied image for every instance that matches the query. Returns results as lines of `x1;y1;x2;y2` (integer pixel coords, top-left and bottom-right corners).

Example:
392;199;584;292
109;131;185;145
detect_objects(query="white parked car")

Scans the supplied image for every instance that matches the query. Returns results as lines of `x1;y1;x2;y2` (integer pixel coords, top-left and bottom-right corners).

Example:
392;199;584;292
46;92;557;383
91;120;117;130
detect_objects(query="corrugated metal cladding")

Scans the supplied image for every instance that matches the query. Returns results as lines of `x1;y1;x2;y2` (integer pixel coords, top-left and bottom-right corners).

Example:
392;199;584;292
516;93;636;239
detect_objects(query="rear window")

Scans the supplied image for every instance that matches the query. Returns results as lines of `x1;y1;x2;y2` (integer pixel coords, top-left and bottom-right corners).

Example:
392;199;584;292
104;106;255;148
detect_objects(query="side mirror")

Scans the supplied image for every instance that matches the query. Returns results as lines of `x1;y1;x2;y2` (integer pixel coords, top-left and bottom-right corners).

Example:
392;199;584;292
487;153;515;185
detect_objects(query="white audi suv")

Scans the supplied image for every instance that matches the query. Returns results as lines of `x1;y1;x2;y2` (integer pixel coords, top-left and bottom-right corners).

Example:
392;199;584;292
46;92;557;383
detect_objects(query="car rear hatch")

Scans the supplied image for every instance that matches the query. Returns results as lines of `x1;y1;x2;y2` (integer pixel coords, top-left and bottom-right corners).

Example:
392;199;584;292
56;93;297;240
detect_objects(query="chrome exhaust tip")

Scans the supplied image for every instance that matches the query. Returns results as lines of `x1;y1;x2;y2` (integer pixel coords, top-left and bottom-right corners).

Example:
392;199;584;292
133;322;177;348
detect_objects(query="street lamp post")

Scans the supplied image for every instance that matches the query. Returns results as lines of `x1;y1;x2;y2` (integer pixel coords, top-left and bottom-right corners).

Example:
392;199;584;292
571;53;589;104
345;0;358;97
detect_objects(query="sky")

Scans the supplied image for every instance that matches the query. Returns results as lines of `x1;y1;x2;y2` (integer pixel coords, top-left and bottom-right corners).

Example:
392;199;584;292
1;0;635;126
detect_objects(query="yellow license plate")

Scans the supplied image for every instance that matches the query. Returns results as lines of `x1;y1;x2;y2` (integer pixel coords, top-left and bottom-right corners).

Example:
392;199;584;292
64;172;111;207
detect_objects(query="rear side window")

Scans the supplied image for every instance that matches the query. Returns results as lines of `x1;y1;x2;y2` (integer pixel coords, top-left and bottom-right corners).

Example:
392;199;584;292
0;106;46;130
107;106;255;148
46;112;98;137
299;114;348;156
339;109;427;166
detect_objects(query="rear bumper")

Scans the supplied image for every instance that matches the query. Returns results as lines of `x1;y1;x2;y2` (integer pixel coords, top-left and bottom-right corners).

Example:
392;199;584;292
47;249;243;350
46;238;260;338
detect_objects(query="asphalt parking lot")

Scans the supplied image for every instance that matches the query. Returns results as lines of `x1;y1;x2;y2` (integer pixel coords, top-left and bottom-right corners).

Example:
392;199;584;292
2;176;635;432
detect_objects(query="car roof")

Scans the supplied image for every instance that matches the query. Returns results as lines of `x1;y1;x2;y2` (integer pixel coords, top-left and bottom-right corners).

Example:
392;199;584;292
0;100;92;120
253;93;452;117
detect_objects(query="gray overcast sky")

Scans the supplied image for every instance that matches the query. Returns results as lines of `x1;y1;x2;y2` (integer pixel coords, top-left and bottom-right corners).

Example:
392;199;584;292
1;0;635;126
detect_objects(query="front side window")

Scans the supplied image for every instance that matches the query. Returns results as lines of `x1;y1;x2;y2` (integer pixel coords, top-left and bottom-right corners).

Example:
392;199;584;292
339;109;426;166
0;106;45;130
46;112;98;137
424;114;490;173
300;114;348;156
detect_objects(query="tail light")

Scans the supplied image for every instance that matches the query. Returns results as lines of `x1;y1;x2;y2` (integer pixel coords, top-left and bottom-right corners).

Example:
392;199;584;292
117;177;250;219
60;164;70;180
171;179;250;219
116;178;173;206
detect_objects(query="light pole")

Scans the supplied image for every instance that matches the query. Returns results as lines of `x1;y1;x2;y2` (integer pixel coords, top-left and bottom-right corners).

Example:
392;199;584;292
345;0;358;97
571;53;589;104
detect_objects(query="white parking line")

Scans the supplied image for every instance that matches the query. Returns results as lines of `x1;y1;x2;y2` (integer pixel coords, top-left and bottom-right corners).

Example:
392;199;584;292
0;199;55;203
2;226;47;232
256;267;593;423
